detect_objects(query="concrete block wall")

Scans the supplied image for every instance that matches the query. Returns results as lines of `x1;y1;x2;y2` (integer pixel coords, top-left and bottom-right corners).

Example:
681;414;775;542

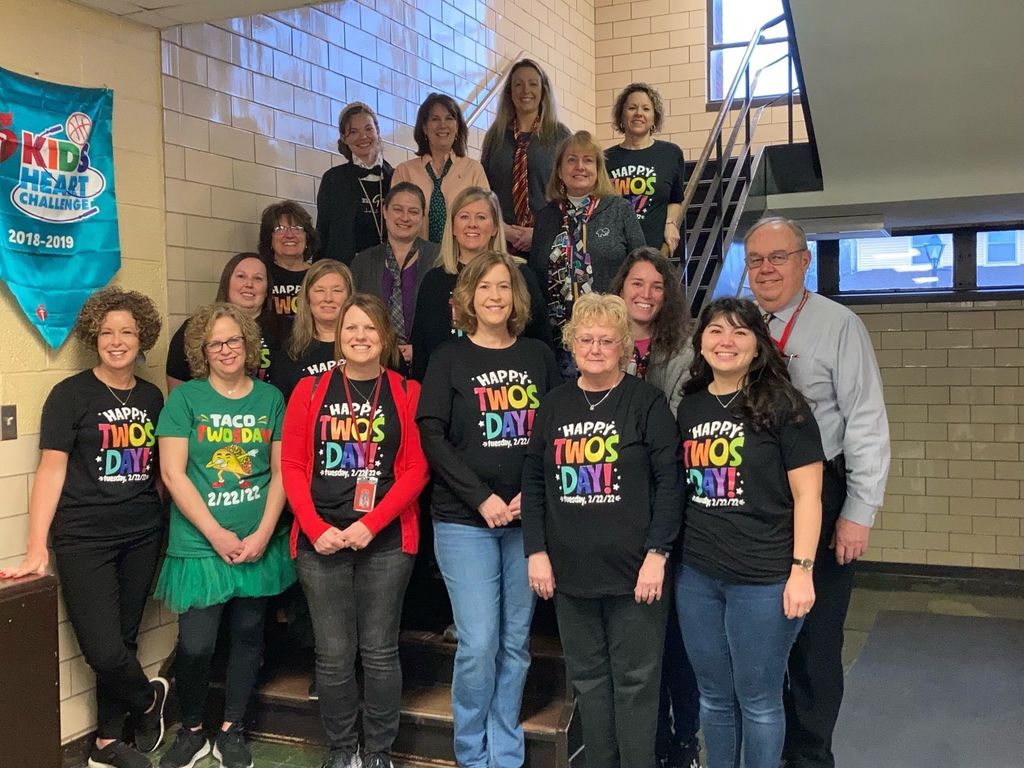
1;0;177;742
161;0;598;334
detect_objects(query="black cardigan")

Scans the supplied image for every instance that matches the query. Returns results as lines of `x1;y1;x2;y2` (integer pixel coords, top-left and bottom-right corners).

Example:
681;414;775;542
315;161;393;265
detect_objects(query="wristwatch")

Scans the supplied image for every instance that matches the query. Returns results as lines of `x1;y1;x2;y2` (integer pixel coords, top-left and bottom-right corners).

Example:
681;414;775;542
647;547;671;557
792;558;815;572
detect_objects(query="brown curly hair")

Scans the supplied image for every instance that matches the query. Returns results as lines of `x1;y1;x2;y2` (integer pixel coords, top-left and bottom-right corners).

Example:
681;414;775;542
74;287;162;352
184;303;263;379
612;83;665;135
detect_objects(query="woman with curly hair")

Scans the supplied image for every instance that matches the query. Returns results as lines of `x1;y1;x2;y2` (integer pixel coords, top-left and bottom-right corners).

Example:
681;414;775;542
481;58;571;255
317;102;394;266
166;252;279;390
155;303;294;768
604;84;686;255
1;287;169;768
259;200;320;325
392;93;489;243
675;297;822;768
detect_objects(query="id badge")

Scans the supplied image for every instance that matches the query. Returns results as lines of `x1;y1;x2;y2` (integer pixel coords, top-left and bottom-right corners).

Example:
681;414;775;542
353;477;378;514
626;360;637;376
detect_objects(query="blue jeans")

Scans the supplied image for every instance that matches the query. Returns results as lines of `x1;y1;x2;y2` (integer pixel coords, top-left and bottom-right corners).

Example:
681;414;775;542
676;565;803;768
296;546;414;753
433;522;536;768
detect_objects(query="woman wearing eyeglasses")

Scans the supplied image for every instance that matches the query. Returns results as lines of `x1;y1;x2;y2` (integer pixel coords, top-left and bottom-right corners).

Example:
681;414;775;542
259;200;319;326
521;293;682;768
317;102;393;266
166;252;279;391
155;303;293;768
675;297;822;768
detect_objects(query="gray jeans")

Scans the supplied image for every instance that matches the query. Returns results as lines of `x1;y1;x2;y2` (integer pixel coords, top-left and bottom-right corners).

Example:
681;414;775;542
296;545;414;753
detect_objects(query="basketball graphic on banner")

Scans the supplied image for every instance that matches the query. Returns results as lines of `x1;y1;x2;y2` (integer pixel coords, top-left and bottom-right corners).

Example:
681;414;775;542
66;112;93;146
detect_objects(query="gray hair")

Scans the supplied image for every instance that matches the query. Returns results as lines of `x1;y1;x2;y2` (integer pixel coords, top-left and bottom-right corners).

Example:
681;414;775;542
743;216;809;251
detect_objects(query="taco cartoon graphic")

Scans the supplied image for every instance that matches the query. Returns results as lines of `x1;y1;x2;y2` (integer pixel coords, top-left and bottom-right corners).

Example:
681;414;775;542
207;445;257;488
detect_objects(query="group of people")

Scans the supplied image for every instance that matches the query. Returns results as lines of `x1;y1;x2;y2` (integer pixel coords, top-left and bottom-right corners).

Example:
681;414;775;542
0;56;890;768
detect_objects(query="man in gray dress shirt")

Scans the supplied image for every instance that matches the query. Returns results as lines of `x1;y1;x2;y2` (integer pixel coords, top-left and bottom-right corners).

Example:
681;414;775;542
744;217;890;768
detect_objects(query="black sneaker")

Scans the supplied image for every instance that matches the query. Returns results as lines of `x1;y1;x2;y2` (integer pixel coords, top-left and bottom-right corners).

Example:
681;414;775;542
213;724;253;768
362;751;392;768
321;750;361;768
159;727;210;768
670;739;703;768
87;740;151;768
135;677;169;753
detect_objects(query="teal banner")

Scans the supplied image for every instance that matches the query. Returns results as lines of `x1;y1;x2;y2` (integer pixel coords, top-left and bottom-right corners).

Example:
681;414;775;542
0;65;120;348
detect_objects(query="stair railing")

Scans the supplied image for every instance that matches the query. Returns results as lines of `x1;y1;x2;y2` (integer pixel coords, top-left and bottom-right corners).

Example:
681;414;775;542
680;13;796;315
464;50;526;129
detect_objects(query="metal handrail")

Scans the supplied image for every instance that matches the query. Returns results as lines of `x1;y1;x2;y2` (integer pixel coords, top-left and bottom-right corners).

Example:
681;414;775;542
464;50;526;128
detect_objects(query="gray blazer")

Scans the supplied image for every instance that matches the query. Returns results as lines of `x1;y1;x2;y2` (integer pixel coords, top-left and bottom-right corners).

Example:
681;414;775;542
350;238;440;318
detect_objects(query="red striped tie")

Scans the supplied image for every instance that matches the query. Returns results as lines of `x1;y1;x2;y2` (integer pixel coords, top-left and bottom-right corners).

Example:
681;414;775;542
511;115;540;230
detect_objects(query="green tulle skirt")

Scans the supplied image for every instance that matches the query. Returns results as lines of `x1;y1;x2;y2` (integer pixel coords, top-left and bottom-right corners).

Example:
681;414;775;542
155;530;296;613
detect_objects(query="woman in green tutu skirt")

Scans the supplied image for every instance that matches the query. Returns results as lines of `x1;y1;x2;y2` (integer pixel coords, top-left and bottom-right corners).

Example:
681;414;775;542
155;302;294;768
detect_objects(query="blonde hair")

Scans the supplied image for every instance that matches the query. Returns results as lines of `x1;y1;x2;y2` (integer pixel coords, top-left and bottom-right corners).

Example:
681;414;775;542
545;131;617;202
184;303;263;379
562;293;634;370
452;251;531;337
437;187;509;275
288;260;354;361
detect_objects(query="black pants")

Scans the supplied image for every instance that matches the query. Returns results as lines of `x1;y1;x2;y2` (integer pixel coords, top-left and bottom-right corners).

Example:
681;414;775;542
783;456;855;768
176;596;267;728
53;529;162;740
656;576;701;756
555;592;668;768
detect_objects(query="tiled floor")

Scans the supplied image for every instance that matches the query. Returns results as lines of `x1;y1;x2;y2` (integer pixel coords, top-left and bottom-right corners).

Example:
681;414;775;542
153;578;1024;768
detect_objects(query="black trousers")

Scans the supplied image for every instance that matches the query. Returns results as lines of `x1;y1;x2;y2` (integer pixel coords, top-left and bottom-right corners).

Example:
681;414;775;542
555;591;668;768
53;529;162;740
783;456;856;768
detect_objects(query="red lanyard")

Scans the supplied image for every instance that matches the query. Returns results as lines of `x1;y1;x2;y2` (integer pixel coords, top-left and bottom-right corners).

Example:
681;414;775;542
341;368;382;466
773;290;809;355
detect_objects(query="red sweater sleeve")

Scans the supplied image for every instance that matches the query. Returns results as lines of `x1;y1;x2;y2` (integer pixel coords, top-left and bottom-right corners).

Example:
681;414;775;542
360;376;430;535
281;375;331;545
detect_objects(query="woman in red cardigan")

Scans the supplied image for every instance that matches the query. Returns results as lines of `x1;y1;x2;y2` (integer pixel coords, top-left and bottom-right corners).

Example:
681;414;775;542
282;293;429;768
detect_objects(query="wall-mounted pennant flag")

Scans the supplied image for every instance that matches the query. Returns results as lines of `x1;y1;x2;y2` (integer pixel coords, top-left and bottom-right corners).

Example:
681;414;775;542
0;65;120;348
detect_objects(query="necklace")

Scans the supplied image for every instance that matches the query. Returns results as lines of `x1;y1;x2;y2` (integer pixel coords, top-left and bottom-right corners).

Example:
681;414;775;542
347;373;381;402
357;173;384;243
580;378;620;411
713;389;742;410
104;381;135;407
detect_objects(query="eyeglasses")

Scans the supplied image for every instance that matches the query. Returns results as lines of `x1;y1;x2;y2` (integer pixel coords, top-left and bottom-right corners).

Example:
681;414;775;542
574;336;622;350
273;225;304;235
745;248;805;269
204;336;245;353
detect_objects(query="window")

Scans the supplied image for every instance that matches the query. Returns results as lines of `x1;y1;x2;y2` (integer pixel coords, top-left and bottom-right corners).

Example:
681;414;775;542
708;0;798;102
978;230;1024;288
838;234;954;292
712;240;818;301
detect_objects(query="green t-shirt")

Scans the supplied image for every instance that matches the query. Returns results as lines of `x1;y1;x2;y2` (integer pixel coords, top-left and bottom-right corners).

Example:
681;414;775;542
157;378;285;557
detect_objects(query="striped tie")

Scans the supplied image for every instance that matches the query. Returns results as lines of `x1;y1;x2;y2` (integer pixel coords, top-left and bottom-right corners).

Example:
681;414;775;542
511;115;539;232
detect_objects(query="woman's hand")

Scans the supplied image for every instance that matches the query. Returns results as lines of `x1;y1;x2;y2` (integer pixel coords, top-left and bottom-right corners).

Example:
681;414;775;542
398;344;413;364
784;567;815;619
478;494;513;528
508;493;522;520
634;551;667;604
209;527;245;564
340;521;374;551
528;552;556;600
234;528;272;563
0;546;50;579
313;526;348;556
663;221;680;254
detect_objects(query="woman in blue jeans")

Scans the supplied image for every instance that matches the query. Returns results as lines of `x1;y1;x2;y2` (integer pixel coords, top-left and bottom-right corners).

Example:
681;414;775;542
675;297;823;768
282;294;430;768
418;251;561;768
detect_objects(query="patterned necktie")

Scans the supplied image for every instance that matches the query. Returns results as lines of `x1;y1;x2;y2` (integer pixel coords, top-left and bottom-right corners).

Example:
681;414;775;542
426;157;453;243
511;116;539;230
384;241;411;341
762;311;775;329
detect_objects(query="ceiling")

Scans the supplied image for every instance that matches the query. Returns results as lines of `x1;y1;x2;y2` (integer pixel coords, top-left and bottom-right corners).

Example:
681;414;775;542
771;0;1024;230
70;0;314;28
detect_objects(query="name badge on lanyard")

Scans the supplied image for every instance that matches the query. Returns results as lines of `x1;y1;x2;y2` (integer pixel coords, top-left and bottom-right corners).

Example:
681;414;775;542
342;368;383;516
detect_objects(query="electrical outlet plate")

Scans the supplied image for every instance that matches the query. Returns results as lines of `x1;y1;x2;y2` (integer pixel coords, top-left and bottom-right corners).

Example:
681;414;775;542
1;405;17;441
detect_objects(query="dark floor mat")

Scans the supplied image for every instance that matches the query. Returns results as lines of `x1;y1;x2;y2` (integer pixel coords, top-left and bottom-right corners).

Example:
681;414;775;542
833;610;1024;768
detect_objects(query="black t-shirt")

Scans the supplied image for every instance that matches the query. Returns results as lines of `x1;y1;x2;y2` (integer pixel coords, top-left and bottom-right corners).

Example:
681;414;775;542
521;376;682;597
676;389;825;584
298;373;401;552
604;140;685;249
166;319;274;383
269;262;309;323
40;370;164;545
417;335;561;527
268;339;338;403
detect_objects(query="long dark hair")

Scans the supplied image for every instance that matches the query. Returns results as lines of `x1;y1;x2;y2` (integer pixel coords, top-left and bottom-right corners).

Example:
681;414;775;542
609;246;690;364
215;251;280;341
683;297;808;431
413;93;469;157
